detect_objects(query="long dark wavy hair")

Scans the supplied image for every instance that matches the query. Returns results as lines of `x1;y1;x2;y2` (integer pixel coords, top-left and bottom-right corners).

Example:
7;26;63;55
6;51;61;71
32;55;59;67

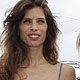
0;0;60;80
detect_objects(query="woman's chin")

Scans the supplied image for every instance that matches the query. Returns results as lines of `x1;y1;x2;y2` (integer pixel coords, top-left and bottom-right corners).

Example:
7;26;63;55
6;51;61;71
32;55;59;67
28;43;43;48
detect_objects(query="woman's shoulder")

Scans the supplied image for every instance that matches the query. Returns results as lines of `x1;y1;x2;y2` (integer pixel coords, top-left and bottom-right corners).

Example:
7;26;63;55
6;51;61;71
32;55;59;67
62;63;74;70
62;63;75;73
61;63;76;80
48;62;76;80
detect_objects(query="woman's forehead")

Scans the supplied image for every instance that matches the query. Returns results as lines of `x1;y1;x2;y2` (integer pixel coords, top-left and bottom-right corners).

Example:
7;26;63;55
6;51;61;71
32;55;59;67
24;7;46;19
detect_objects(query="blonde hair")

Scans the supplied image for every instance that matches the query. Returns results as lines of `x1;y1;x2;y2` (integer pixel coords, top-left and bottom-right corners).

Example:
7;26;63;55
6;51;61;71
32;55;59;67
0;36;1;46
76;32;80;56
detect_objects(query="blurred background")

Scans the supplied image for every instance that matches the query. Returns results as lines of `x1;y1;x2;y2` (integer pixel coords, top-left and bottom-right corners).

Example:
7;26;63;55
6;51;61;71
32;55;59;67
0;0;80;79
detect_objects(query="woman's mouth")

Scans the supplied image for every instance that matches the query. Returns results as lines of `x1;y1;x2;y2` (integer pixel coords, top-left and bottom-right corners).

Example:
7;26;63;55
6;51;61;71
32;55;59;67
28;34;40;40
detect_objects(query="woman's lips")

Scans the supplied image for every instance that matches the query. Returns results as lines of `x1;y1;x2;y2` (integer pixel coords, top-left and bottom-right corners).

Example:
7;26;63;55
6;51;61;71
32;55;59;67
28;34;40;40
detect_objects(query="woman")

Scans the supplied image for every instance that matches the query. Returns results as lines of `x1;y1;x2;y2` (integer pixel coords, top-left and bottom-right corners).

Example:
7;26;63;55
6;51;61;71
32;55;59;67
76;32;80;55
76;32;80;68
0;0;76;80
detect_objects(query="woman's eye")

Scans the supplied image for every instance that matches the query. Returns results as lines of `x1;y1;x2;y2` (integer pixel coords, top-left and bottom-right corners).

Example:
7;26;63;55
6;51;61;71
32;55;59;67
24;20;31;24
38;20;45;24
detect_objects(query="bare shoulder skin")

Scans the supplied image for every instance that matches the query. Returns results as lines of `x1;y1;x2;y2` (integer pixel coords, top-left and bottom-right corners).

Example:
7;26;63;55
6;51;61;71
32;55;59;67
14;63;76;80
61;64;76;80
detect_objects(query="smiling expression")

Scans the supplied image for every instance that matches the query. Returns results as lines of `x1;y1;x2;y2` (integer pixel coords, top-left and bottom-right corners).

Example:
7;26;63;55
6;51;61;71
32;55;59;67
19;7;48;47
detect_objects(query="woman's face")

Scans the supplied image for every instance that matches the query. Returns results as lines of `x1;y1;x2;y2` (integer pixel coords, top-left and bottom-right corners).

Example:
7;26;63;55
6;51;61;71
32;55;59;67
19;7;48;47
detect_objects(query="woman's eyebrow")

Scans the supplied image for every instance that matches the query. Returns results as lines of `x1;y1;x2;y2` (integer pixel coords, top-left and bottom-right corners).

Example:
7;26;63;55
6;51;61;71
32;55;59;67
37;18;45;19
37;18;46;21
23;17;45;20
23;17;31;20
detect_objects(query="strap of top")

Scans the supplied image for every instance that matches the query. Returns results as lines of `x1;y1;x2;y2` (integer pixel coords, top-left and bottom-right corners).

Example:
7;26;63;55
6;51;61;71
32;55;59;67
58;63;63;80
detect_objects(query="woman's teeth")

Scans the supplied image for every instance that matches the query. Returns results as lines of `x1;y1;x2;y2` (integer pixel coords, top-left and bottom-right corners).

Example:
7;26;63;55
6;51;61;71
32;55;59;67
30;35;39;38
28;34;40;40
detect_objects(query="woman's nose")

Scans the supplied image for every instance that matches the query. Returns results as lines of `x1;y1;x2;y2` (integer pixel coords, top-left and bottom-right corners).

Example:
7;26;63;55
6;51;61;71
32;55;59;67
30;22;38;31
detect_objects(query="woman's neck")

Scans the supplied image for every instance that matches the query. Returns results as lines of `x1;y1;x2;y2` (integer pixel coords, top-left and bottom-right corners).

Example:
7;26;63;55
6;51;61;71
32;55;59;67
28;46;47;67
